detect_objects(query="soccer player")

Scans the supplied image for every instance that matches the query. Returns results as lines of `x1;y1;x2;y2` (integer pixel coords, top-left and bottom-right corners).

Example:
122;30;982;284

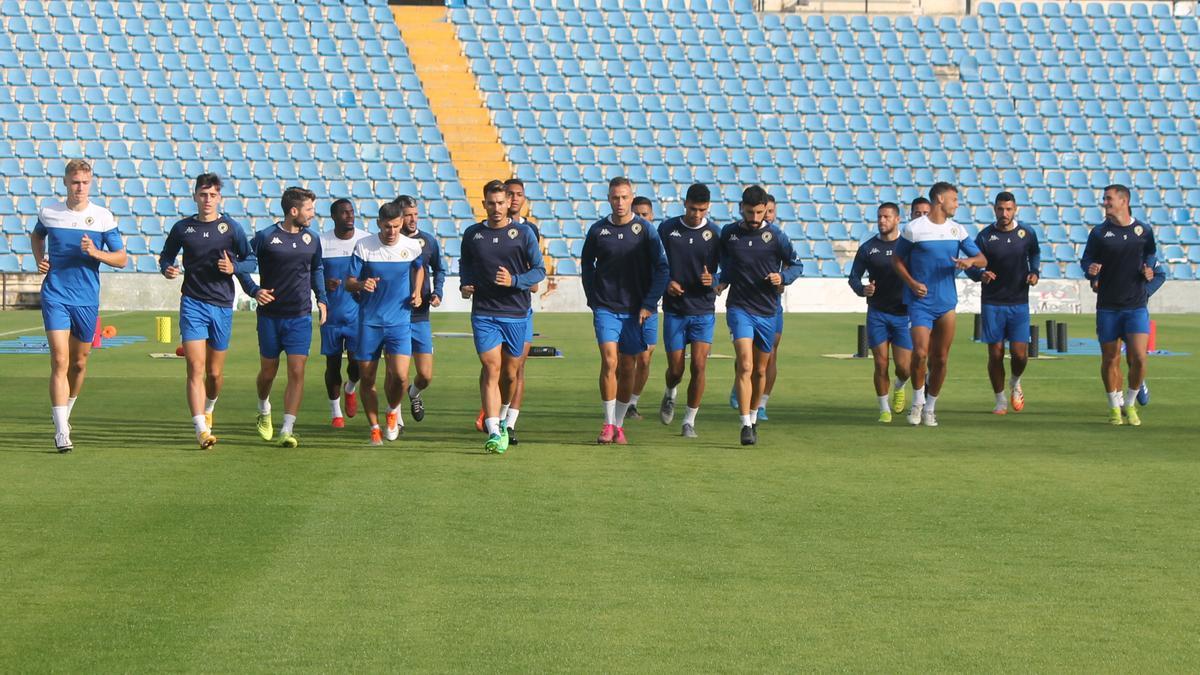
581;177;669;444
159;173;255;448
626;195;659;420
345;201;425;446
965;192;1040;415
31;159;127;452
719;186;802;445
397;195;444;423
910;197;931;220
1080;184;1157;426
460;180;545;453
238;187;328;447
656;183;721;437
499;177;540;444
730;192;784;420
892;182;987;427
847;202;911;423
319;198;369;428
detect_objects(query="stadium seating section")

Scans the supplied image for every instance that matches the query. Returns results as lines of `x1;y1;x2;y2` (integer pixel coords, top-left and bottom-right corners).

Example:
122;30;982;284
0;0;1197;280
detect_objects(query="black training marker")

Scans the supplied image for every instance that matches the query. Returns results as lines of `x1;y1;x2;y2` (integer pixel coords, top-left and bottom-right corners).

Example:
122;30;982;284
1056;322;1068;353
855;324;868;358
1029;324;1039;358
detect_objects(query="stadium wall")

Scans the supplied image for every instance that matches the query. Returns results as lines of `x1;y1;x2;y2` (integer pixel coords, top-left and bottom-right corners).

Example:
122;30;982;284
76;274;1200;315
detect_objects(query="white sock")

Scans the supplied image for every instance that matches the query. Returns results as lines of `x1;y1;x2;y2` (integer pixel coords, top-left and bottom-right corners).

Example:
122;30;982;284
499;403;510;421
67;396;77;415
995;392;1006;406
603;399;616;425
926;394;938;413
878;395;890;412
751;408;759;424
52;405;69;435
344;380;357;395
739;413;753;426
1010;376;1022;391
893;377;907;391
204;397;217;414
629;393;641;406
257;398;271;415
505;408;520;430
1117;390;1126;407
1107;391;1122;408
485;417;501;436
684;406;699;425
281;413;296;435
192;414;208;434
389;405;404;426
329;397;343;418
1124;388;1139;409
913;387;926;407
614;400;630;427
666;386;677;401
408;382;423;399
758;394;770;409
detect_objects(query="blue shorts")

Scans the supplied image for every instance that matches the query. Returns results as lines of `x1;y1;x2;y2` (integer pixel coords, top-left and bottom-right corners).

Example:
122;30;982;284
525;310;535;345
356;322;412;361
319;321;357;357
909;304;954;330
1097;307;1150;344
593;308;648;356
663;312;715;353
867;309;912;350
410;319;433;355
257;314;312;358
41;299;97;343
726;307;776;353
472;314;529;357
775;304;785;335
643;312;659;347
981;303;1030;345
180;295;233;351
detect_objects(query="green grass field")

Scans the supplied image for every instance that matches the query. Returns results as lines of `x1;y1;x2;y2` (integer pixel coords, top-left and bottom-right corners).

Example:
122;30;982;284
1;309;1198;671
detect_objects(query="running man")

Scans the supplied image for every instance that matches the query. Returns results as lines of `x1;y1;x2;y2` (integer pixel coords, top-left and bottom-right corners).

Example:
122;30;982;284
847;202;911;423
719;186;802;445
656;183;721;437
159;173;255;448
892;182;987;427
460;180;545;453
346;201;424;445
627;195;659;420
319;198;370;428
730;192;783;420
499;177;540;444
397;195;444;424
1080;184;1157;426
965;192;1040;415
238;186;328;447
580;177;669;444
31;159;127;452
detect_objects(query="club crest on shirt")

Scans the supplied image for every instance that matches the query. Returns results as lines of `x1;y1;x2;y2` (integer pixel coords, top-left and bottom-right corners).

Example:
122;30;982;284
702;229;713;241
400;248;412;260
632;223;643;235
218;222;229;234
1134;225;1143;236
761;231;773;243
85;216;94;226
507;228;518;239
418;238;426;248
302;233;312;245
1017;229;1026;238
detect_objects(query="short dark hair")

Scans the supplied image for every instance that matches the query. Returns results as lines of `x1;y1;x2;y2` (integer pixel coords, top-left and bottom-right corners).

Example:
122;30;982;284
392;195;416;210
994;191;1016;205
194;173;222;193
766;193;777;204
378;201;403;223
684;183;711;204
281;186;316;215
608;176;633;191
878;202;900;215
929;182;957;203
910;197;931;209
1104;184;1131;202
329;198;352;216
503;178;524;189
741;185;769;207
483;180;507;197
632;196;653;209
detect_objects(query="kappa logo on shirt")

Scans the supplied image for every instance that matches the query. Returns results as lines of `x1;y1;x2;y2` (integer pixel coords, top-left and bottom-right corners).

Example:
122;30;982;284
270;237;283;245
599;228;611;236
186;227;196;234
730;234;739;241
869;247;880;254
988;235;1000;242
669;230;683;237
1104;231;1116;238
473;232;484;240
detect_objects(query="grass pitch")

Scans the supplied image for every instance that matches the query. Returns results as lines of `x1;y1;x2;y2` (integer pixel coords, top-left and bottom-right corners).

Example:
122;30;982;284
1;310;1198;671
